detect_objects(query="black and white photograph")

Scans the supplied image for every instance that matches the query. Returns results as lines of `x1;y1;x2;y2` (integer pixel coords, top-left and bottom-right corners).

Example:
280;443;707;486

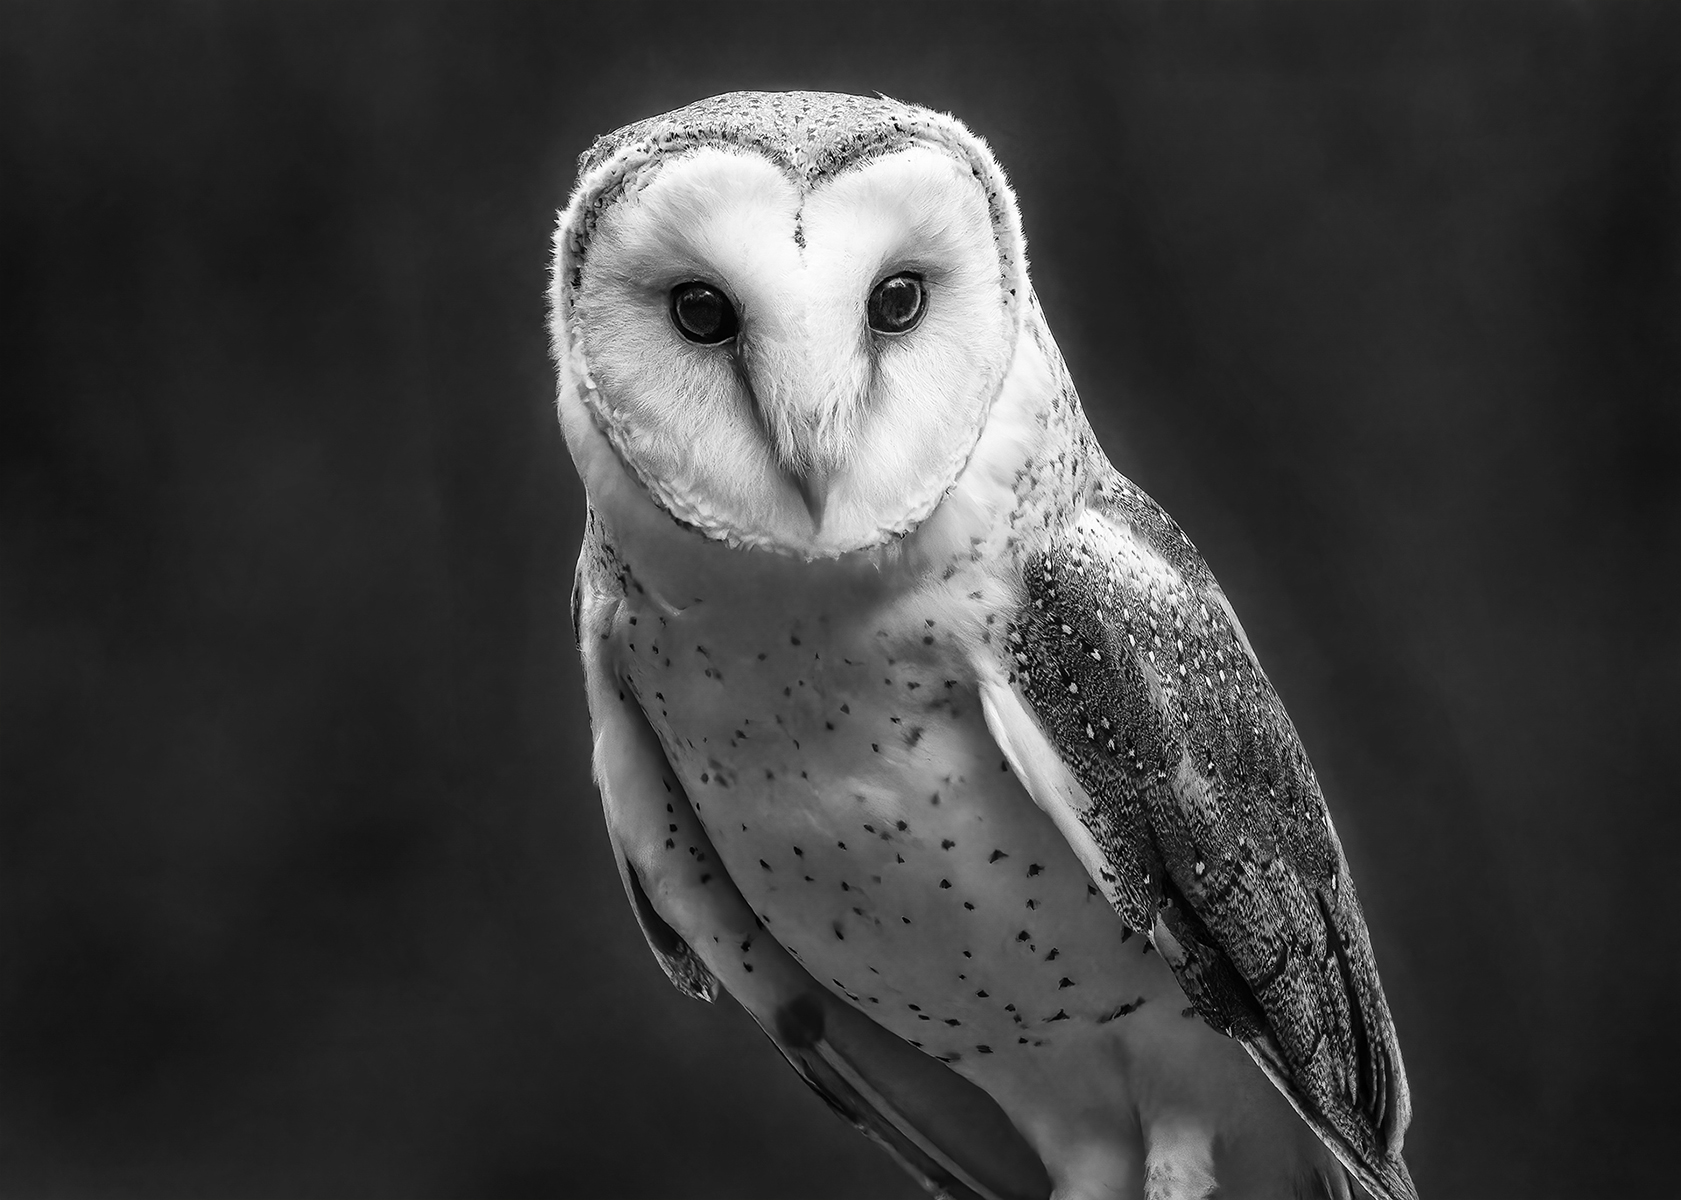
4;3;1676;1198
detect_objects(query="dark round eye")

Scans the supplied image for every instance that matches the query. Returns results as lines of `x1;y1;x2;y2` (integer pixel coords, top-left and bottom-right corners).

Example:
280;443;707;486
670;281;739;344
867;273;927;335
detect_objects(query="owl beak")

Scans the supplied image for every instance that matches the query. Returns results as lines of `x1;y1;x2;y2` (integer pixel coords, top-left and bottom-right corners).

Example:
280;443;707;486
791;467;830;532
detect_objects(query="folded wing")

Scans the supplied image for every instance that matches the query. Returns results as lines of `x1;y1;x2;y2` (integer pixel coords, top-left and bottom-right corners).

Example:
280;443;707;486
981;474;1415;1200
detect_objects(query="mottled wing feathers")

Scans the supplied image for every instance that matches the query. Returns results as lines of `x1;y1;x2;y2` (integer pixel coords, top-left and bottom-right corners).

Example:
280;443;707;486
575;520;1051;1200
1002;474;1414;1200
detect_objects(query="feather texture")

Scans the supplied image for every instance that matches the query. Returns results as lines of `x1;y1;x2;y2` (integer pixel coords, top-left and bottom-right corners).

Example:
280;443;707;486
996;474;1415;1200
576;526;1052;1200
552;90;1417;1200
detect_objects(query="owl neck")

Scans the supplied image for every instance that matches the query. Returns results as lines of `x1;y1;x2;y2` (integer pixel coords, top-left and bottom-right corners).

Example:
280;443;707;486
578;304;1102;613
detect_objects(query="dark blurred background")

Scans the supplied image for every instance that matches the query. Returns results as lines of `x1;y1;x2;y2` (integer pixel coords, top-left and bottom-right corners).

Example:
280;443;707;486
3;3;1677;1197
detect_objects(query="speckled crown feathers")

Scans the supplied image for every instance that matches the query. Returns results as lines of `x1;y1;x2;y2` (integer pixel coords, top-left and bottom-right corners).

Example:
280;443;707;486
580;91;960;185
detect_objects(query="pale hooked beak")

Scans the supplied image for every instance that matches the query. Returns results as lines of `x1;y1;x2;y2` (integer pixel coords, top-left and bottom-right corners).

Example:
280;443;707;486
734;335;844;535
790;466;831;532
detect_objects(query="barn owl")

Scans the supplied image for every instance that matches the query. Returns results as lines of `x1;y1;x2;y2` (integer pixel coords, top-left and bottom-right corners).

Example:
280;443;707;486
550;92;1415;1200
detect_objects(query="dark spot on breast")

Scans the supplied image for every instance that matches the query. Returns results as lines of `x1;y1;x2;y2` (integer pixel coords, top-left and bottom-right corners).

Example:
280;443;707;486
944;1018;960;1026
989;850;1008;863
1016;930;1030;942
922;636;934;645
941;839;955;850
939;879;951;889
1028;864;1044;877
790;636;801;646
840;703;850;713
963;902;975;910
1098;998;1146;1024
1058;978;1075;989
1048;1010;1070;1022
840;881;850;891
759;860;771;871
975;990;988;998
976;1044;992;1054
1045;948;1059;961
793;847;803;857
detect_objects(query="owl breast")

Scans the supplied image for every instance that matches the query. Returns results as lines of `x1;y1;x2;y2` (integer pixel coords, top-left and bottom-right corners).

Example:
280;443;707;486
612;556;1188;1086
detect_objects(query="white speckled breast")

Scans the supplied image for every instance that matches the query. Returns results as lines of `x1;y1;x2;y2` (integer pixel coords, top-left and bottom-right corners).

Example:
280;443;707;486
611;551;1190;1098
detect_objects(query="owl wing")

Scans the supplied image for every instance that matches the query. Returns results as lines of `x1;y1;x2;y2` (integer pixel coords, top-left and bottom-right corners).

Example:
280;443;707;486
977;475;1415;1200
574;521;1052;1200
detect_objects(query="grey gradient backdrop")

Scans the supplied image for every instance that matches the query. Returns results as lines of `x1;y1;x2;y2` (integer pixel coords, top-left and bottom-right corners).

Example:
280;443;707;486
3;3;1677;1198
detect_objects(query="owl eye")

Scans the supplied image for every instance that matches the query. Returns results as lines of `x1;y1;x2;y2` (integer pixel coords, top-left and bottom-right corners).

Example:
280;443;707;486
867;273;926;335
670;282;739;345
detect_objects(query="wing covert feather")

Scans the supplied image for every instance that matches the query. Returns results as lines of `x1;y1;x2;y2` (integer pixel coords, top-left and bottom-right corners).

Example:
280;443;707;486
999;474;1414;1200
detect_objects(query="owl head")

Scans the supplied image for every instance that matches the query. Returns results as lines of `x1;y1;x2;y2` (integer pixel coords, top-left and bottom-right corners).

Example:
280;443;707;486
550;92;1028;558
